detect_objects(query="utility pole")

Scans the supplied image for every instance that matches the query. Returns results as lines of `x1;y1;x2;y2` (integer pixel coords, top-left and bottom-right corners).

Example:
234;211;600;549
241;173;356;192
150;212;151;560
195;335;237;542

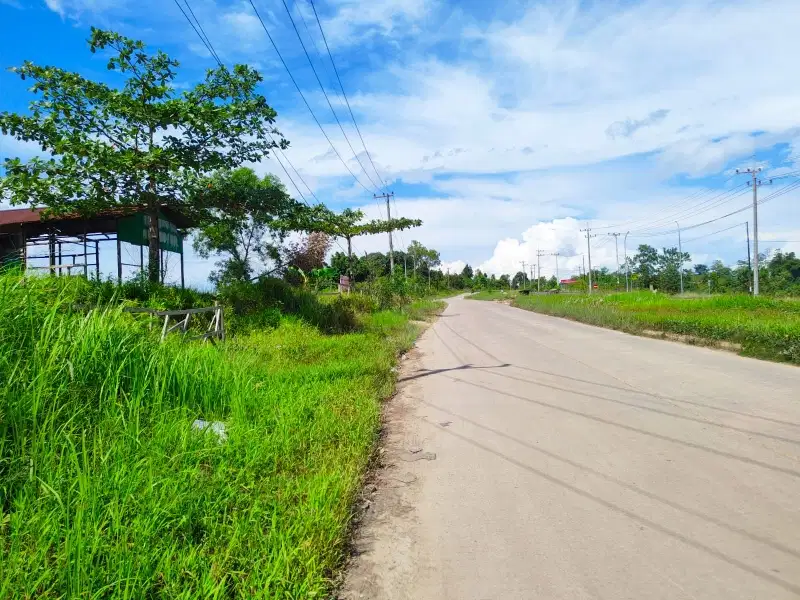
745;220;752;293
735;168;771;295
520;260;528;290
529;264;535;289
549;252;560;288
375;192;395;275
580;227;597;294
608;233;621;289
624;231;630;292
582;254;586;279
536;249;546;292
675;221;684;294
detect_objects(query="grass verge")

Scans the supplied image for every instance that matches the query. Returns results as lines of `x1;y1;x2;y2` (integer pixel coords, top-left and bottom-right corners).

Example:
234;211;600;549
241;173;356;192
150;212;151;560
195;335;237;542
0;275;438;598
471;290;800;364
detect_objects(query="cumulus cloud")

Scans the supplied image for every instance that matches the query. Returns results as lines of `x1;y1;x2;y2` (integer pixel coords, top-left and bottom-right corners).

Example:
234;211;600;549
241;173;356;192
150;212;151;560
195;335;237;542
477;218;622;279
30;0;800;282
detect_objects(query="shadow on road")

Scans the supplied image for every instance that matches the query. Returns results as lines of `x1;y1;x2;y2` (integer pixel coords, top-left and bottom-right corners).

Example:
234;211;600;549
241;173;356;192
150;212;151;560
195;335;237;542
399;362;510;383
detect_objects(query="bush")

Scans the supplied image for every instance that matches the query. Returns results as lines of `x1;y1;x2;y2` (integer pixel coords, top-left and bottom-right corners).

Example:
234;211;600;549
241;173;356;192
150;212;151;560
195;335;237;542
0;272;413;597
218;277;359;333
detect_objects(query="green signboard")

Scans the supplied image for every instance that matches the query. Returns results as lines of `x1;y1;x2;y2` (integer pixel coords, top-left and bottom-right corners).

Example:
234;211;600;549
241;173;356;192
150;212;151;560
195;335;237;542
118;212;183;254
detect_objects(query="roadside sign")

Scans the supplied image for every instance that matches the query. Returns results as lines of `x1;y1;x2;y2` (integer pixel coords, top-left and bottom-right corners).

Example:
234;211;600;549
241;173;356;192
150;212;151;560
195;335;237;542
118;212;183;254
339;275;351;293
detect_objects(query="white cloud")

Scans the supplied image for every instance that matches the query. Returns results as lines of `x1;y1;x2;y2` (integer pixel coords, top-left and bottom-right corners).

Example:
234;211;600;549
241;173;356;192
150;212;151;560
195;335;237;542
44;0;63;15
437;260;465;275
26;0;800;283
319;0;432;47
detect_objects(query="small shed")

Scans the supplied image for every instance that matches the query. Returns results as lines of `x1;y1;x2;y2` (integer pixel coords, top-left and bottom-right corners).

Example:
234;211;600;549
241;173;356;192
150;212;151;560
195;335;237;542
0;206;196;286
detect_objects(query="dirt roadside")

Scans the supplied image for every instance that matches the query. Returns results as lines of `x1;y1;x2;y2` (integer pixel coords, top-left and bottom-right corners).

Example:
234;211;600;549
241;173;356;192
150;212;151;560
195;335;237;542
336;332;437;599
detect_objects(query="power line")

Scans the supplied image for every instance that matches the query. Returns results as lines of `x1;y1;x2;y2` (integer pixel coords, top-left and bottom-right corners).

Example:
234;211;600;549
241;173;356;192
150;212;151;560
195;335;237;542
682;221;747;245
245;0;378;195
300;0;402;233
307;0;388;190
629;184;748;235
173;0;357;257
629;188;751;238
172;0;221;63
276;0;381;192
594;173;739;232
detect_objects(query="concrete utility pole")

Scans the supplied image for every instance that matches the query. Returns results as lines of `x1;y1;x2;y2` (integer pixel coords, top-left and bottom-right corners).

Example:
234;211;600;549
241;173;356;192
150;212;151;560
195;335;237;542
520;260;528;290
624;232;630;292
549;253;560;287
676;221;684;294
745;221;752;293
608;233;621;288
580;228;597;294
375;192;395;274
536;249;546;292
582;254;586;278
735;167;771;295
530;264;535;288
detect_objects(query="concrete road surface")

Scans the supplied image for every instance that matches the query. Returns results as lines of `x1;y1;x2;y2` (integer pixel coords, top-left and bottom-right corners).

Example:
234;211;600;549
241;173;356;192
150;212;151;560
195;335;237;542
341;295;800;600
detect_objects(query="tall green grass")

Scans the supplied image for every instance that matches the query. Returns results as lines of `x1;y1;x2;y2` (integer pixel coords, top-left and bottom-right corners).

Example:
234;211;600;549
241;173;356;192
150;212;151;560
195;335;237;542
479;291;800;364
0;275;426;598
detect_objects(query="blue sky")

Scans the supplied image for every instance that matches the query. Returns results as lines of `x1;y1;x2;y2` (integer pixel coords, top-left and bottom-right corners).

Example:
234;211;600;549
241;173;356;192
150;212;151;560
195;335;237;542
2;0;800;284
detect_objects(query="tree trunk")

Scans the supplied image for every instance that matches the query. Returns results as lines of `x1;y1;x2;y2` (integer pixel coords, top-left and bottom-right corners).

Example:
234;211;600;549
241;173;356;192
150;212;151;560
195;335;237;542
147;205;159;283
347;236;353;277
146;126;159;283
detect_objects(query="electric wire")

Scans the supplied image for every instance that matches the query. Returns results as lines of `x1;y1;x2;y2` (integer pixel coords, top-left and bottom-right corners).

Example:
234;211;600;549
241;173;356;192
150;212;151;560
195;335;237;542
174;0;357;256
308;0;388;190
245;0;379;194
682;222;747;245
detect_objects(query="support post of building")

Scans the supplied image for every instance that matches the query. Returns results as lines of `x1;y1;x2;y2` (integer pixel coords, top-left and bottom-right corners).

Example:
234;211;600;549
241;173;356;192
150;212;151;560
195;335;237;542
48;230;56;277
116;220;122;284
83;228;88;278
95;240;100;280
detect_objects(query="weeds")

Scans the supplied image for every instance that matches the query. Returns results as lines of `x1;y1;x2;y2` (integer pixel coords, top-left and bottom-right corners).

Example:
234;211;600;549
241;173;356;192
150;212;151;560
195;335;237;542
0;274;437;598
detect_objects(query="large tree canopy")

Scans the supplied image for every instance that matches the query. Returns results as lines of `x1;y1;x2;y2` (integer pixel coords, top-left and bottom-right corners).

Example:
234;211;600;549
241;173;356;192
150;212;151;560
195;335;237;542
0;28;285;281
191;167;304;286
317;208;421;275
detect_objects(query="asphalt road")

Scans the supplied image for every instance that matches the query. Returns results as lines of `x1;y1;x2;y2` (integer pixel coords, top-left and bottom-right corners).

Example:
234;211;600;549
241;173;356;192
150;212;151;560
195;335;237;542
341;295;800;600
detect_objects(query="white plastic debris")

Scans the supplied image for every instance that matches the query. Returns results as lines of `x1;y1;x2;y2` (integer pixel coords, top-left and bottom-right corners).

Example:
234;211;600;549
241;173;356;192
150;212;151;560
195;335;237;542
192;419;227;443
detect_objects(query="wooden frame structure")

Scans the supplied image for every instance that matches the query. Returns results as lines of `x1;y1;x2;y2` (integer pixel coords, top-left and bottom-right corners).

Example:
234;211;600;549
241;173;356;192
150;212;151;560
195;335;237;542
0;206;194;286
123;305;225;343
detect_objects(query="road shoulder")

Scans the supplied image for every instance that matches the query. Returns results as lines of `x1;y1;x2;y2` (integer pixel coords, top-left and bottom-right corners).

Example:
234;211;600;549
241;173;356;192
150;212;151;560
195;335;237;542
337;329;437;600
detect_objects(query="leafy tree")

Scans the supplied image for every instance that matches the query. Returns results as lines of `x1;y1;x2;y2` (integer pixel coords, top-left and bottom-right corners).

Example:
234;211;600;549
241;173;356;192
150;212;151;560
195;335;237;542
0;29;284;282
659;263;682;293
631;244;659;289
694;264;709;276
473;269;489;289
407;240;440;275
317;208;421;276
461;264;474;280
192;168;300;286
512;271;528;289
330;251;349;276
499;274;511;288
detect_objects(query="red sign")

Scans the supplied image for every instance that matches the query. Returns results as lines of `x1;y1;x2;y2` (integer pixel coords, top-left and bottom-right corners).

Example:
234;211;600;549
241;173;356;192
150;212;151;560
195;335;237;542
560;278;578;284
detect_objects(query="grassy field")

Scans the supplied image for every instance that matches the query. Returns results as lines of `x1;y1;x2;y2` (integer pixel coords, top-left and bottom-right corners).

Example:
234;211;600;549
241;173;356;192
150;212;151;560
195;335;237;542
470;290;800;364
0;274;441;598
